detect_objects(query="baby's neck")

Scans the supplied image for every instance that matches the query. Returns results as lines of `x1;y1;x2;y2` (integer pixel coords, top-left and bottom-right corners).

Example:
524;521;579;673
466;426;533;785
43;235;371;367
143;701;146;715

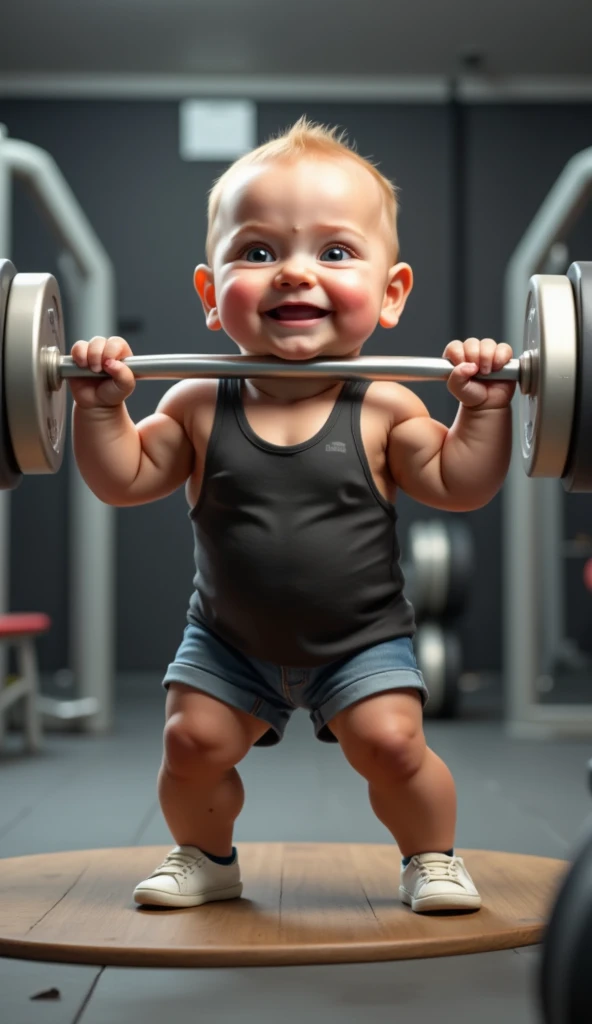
243;378;343;404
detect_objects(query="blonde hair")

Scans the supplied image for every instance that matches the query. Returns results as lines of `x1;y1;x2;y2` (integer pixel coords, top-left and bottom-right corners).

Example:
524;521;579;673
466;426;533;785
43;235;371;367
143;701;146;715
205;116;399;262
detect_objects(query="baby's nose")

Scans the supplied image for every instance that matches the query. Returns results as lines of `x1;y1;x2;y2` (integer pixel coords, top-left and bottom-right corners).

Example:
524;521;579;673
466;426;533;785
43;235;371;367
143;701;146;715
275;260;316;288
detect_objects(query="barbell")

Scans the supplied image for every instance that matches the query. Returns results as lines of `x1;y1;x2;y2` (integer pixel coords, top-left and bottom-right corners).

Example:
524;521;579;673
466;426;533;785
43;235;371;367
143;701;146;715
1;257;592;492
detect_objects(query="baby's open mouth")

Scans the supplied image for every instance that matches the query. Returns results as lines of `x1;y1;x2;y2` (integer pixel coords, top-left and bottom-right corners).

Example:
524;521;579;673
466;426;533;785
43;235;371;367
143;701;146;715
265;304;331;321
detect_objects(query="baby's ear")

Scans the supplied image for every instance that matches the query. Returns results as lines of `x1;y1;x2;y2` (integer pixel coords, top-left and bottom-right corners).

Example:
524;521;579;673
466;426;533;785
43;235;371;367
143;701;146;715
379;262;413;329
194;265;222;331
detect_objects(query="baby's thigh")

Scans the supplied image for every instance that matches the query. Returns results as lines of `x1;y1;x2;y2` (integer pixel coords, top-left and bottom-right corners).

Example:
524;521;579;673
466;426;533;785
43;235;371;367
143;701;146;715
164;683;269;769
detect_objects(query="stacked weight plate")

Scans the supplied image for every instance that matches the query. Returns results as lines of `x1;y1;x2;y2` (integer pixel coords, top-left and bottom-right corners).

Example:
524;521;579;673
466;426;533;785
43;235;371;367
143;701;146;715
405;519;474;719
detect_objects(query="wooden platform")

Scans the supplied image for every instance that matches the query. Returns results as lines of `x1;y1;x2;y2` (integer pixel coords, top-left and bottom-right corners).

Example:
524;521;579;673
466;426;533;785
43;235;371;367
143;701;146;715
0;843;567;968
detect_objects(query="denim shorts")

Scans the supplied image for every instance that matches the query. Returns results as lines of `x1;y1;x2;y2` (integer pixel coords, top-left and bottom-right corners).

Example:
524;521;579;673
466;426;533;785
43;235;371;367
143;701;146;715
162;621;429;746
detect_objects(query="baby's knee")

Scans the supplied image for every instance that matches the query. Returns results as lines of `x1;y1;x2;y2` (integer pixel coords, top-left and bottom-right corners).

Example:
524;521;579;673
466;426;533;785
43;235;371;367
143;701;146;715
163;714;248;778
348;723;425;783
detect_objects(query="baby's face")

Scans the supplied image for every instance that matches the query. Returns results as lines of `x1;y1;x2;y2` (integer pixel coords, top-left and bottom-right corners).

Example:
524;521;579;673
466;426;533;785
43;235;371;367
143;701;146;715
198;156;411;361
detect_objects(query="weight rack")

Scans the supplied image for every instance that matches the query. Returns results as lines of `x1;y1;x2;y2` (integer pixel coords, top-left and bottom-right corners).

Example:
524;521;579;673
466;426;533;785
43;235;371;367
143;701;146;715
504;145;592;739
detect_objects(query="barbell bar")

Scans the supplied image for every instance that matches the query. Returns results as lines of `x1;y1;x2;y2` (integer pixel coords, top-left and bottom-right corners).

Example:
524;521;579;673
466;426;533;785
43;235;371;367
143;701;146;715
54;352;523;385
1;258;591;490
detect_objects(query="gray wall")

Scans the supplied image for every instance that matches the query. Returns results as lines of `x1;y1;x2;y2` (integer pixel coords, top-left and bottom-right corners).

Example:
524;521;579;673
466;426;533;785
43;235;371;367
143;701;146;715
0;98;591;677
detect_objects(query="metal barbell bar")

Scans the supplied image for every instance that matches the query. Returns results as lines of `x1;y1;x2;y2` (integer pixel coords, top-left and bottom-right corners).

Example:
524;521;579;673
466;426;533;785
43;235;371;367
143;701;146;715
52;351;524;387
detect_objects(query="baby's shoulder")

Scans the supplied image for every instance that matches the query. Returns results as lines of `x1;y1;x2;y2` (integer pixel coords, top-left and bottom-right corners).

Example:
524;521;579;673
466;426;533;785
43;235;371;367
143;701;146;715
363;380;428;431
157;378;219;449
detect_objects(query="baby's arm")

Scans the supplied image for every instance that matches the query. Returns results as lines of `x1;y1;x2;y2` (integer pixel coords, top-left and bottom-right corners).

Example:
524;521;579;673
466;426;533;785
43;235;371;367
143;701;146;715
387;337;515;511
70;336;194;506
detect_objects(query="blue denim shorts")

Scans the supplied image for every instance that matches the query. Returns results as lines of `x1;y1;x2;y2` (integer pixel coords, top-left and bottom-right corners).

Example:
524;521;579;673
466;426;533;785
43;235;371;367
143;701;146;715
162;621;429;746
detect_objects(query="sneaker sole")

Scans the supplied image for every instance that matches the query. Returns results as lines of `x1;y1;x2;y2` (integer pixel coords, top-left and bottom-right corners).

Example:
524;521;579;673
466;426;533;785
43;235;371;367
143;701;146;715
399;886;482;913
133;882;243;908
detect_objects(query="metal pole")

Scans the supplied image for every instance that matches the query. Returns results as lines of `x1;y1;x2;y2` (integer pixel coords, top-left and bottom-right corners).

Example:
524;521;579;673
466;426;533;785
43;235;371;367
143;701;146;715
59;254;117;735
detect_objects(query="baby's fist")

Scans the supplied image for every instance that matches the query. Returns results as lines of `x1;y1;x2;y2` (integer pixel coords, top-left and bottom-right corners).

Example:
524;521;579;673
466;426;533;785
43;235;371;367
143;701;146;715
69;336;136;410
444;337;515;409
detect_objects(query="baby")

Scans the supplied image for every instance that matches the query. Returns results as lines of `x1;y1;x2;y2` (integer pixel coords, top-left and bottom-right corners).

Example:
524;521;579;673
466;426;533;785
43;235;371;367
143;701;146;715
70;117;514;913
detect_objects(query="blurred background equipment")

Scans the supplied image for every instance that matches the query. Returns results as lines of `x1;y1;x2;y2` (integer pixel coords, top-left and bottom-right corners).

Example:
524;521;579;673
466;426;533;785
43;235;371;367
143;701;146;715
404;518;474;718
406;518;474;622
415;620;463;719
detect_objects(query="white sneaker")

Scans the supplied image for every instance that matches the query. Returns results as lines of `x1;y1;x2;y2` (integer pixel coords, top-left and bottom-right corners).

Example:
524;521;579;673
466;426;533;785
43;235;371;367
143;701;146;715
133;845;243;908
399;852;482;913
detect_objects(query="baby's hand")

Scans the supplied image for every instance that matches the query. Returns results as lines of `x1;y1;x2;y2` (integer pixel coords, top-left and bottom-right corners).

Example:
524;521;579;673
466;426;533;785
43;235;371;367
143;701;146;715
444;337;515;410
69;336;136;410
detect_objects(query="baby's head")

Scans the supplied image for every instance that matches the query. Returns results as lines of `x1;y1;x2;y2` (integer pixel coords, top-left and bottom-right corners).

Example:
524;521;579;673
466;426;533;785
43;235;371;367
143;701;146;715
195;117;413;361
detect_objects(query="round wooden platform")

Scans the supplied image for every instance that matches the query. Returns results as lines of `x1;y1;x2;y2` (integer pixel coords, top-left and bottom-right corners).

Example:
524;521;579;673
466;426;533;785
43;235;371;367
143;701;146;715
0;843;567;968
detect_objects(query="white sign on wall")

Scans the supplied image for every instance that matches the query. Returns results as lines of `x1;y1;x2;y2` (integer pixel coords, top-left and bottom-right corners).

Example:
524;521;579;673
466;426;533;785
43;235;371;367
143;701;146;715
179;99;257;161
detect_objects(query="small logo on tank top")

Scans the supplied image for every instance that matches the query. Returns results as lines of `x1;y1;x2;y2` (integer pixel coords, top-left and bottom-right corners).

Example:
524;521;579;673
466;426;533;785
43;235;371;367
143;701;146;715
325;441;347;453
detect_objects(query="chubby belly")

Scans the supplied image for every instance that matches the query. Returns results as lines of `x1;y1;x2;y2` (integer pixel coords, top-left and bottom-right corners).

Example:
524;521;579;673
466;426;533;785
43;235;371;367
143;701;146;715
189;488;407;664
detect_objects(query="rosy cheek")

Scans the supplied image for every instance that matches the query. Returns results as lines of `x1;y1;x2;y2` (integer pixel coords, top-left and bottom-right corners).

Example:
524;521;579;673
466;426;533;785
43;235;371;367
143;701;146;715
330;275;375;315
219;275;260;316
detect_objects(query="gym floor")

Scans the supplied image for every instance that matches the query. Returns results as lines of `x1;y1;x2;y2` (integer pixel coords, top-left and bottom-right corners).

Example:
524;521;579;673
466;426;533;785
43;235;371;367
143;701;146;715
0;677;590;1024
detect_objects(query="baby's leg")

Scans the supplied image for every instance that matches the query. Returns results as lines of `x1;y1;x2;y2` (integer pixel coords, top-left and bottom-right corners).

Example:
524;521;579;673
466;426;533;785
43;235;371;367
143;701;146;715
159;683;270;857
328;689;456;857
329;689;480;912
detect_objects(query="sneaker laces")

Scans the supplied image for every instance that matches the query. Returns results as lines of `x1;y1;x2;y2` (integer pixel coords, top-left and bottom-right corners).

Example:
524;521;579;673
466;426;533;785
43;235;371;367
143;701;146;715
416;855;462;886
150;849;205;879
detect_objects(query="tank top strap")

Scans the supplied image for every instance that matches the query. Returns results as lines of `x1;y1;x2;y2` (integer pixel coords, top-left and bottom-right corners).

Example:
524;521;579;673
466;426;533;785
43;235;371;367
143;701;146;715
327;378;367;442
348;379;371;422
196;376;238;483
218;376;243;424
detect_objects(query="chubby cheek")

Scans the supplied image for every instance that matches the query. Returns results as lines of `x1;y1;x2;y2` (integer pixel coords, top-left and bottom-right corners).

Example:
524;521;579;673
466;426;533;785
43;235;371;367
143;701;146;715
217;275;262;335
330;274;382;335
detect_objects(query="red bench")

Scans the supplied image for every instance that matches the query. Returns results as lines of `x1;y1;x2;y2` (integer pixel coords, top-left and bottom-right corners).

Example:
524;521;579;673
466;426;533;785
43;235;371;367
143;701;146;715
0;613;51;752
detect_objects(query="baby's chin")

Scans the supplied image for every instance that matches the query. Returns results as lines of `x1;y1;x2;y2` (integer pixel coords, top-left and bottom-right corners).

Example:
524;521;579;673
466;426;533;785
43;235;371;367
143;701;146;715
234;336;361;363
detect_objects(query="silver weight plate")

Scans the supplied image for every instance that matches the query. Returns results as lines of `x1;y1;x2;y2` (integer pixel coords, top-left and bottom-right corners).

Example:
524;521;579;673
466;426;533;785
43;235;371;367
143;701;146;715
520;274;577;478
415;622;461;719
4;273;66;473
406;520;451;618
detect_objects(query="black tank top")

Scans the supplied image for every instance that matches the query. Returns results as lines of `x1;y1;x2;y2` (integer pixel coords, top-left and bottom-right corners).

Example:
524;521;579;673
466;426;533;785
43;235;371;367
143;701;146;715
187;377;415;666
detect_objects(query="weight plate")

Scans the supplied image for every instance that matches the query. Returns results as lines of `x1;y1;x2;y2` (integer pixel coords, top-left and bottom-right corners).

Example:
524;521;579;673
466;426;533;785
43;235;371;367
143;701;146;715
406;519;473;621
415;621;461;719
407;520;450;619
520;274;577;478
4;272;66;474
540;827;592;1024
0;261;23;490
440;520;473;621
562;262;592;493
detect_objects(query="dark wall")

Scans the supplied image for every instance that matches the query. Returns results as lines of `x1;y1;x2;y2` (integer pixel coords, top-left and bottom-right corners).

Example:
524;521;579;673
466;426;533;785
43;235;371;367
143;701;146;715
1;98;591;675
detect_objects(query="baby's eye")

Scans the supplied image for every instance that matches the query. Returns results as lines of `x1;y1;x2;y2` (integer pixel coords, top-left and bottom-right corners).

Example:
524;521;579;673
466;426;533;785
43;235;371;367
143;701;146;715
244;246;275;263
320;246;353;262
